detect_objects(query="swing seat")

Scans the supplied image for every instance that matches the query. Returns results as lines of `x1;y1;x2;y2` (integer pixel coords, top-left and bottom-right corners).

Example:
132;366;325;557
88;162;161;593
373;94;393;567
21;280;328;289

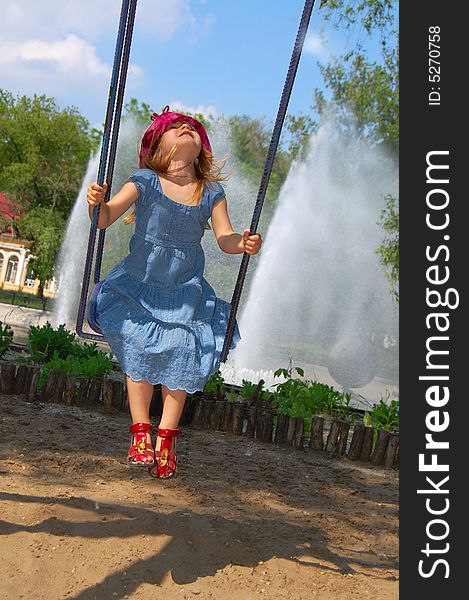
87;280;104;335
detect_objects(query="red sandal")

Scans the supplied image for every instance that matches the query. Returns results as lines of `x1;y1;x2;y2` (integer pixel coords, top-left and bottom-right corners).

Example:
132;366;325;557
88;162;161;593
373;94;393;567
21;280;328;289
148;427;180;479
127;422;155;467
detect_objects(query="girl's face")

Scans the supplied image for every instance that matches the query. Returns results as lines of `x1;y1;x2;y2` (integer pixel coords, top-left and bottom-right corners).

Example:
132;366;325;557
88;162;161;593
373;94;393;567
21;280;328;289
159;121;202;161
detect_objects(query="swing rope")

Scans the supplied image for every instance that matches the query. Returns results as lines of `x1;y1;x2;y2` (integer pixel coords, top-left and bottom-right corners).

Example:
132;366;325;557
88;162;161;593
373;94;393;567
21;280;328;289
219;0;316;362
76;0;138;340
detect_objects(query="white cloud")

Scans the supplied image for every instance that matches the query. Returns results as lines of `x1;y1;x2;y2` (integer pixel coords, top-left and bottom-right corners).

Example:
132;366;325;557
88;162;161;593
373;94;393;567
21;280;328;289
0;36;110;77
0;1;201;87
138;0;198;40
0;0;200;42
304;32;330;60
0;34;143;124
203;13;216;30
0;1;208;122
0;1;119;42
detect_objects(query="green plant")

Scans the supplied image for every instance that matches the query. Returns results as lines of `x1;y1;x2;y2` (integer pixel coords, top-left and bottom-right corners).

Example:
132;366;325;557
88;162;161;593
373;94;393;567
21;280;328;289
364;394;399;432
324;389;353;420
271;366;319;433
73;341;105;361
272;364;305;402
203;371;226;395
309;382;340;416
0;321;14;358
274;364;305;380
38;350;114;389
276;385;316;432
28;322;78;363
227;391;239;403
270;363;357;433
26;322;114;389
239;379;259;399
239;378;269;403
27;322;112;364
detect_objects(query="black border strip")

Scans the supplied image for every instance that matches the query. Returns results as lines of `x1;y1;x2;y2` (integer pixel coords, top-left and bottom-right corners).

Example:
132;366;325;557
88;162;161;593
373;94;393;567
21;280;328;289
400;2;465;596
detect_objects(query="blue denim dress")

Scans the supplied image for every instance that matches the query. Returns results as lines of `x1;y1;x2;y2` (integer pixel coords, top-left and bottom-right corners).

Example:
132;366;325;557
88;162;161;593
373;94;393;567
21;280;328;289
95;168;240;393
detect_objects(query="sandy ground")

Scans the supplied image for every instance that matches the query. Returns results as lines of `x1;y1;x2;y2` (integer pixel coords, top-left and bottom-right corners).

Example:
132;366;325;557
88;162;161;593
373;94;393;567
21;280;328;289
0;393;398;600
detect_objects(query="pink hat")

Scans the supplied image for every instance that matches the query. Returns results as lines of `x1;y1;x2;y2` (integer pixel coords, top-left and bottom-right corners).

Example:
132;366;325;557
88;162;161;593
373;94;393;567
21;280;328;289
139;105;212;167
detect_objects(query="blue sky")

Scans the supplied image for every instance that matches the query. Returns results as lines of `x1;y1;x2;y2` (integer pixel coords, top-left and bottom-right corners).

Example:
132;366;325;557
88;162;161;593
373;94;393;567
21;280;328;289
0;0;374;128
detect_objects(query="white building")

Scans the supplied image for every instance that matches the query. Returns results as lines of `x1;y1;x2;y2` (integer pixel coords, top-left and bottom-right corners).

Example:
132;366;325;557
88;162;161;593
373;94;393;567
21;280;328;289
0;192;57;298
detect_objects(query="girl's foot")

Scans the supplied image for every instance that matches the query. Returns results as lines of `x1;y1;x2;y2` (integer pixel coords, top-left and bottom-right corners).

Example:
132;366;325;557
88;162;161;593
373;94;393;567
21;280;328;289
148;427;180;479
127;422;155;466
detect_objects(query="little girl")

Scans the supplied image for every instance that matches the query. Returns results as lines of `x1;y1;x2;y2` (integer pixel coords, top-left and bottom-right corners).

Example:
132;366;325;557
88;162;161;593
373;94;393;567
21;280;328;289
86;106;262;479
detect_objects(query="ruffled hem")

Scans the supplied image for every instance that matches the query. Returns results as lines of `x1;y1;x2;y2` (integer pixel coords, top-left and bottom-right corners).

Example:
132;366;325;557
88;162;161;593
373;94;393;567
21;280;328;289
113;333;240;394
123;364;225;395
108;317;240;393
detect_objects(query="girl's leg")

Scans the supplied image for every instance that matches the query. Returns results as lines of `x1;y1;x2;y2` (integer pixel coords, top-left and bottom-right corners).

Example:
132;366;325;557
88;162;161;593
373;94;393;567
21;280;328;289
150;385;186;478
159;385;187;429
126;376;154;464
126;375;153;425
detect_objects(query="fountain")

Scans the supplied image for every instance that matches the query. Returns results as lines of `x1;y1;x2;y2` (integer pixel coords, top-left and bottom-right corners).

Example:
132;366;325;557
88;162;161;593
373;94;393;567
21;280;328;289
225;120;398;406
52;153;99;329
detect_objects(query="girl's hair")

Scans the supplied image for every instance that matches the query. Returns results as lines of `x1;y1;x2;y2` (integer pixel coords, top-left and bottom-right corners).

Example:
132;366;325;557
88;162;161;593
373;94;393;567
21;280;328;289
123;133;228;225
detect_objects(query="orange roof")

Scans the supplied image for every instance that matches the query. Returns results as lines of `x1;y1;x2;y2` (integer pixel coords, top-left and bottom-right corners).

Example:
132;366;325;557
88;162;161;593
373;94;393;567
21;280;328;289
0;192;22;219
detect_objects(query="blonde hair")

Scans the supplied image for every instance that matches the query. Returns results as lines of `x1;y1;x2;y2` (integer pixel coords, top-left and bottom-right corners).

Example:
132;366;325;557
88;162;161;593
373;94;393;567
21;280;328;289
123;136;229;225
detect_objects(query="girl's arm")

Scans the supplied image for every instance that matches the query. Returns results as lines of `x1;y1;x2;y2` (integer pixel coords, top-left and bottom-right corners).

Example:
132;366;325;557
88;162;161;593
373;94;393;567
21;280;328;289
211;198;262;255
86;181;139;229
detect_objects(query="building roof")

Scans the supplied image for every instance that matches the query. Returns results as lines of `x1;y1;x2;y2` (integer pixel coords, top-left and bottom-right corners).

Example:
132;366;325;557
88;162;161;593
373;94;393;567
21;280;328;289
0;192;23;220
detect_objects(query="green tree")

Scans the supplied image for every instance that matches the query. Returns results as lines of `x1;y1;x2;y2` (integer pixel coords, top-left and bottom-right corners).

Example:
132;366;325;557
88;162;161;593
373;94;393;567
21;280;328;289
376;195;399;302
17;208;65;298
0;215;11;234
0;89;99;215
0;89;98;295
227;114;291;204
285;113;316;160
314;45;398;155
123;97;154;126
319;0;396;36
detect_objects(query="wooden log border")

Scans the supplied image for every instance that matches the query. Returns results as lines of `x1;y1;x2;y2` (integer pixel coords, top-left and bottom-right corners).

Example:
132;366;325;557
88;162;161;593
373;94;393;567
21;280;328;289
0;362;399;468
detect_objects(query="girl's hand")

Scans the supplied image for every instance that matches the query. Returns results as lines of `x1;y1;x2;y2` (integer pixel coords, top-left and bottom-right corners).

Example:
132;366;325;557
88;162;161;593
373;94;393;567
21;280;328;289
86;182;108;207
242;229;262;255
